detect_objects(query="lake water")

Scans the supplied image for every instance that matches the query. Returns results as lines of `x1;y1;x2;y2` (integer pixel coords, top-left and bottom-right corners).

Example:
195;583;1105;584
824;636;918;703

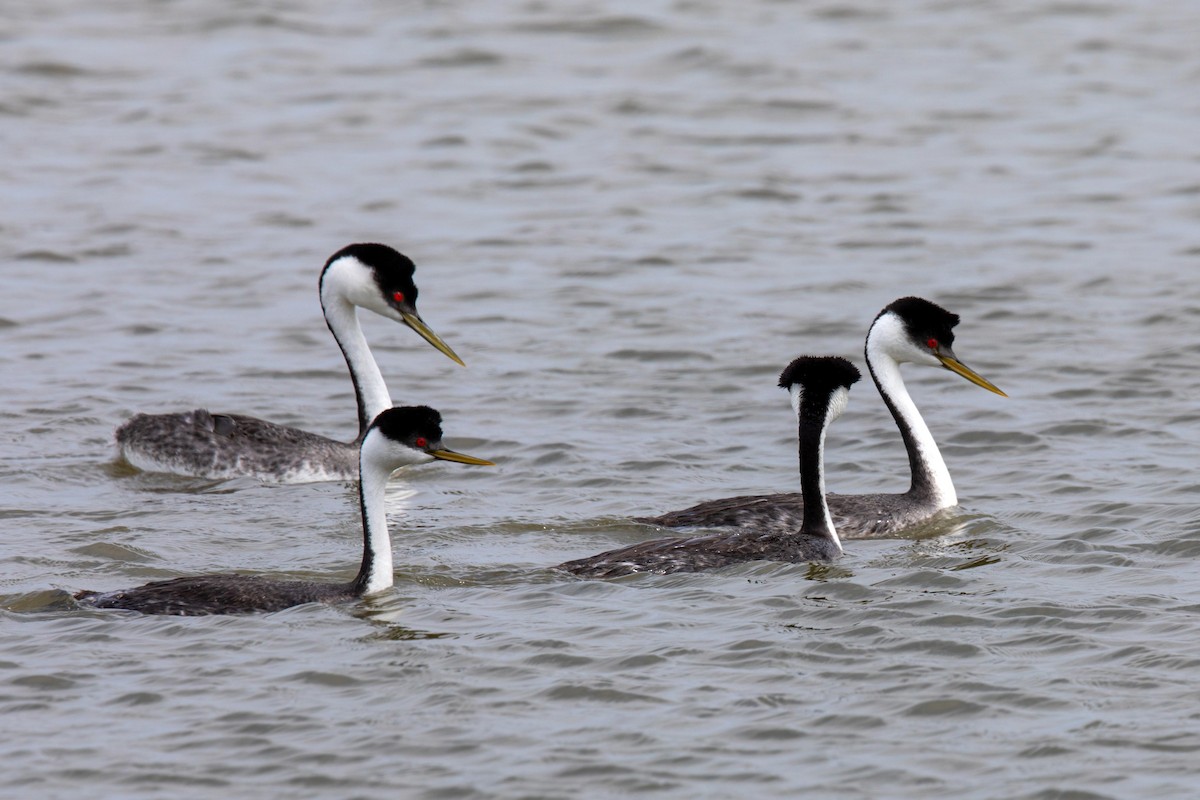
3;1;1200;797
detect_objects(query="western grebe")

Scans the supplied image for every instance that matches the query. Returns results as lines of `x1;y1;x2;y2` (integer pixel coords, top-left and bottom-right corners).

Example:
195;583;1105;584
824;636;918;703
79;406;493;615
559;356;859;577
635;297;1006;537
115;243;464;483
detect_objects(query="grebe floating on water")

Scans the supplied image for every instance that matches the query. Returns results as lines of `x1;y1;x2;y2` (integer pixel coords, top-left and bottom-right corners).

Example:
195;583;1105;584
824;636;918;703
116;243;463;483
634;297;1006;537
80;406;492;615
559;356;859;577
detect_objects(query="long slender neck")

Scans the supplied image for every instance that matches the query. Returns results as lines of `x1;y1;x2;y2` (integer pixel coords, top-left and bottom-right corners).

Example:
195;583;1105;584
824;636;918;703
794;393;841;553
322;292;392;442
865;327;957;508
350;450;394;597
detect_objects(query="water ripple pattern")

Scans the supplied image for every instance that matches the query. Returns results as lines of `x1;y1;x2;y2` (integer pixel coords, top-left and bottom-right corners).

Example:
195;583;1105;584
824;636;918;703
3;1;1199;798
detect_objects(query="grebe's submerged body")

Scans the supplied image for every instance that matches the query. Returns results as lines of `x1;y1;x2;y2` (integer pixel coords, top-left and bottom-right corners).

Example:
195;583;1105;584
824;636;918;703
80;406;493;615
115;243;464;483
634;297;1006;538
561;357;859;578
76;574;358;616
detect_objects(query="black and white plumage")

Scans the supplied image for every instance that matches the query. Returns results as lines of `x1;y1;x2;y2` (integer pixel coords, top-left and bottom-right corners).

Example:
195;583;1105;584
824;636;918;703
79;406;493;615
559;356;860;578
115;243;464;483
634;297;1007;538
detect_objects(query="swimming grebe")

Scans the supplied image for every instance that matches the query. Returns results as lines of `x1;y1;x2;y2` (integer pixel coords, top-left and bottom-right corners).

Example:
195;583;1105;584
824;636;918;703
116;243;464;483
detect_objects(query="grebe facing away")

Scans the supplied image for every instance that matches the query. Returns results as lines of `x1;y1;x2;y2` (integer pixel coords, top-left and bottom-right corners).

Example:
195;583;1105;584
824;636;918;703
559;356;859;578
635;297;1006;538
116;243;464;483
79;406;493;615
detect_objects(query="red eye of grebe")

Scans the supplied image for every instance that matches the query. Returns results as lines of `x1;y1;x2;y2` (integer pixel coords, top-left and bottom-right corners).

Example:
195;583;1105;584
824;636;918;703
393;291;405;303
414;437;427;448
926;338;938;350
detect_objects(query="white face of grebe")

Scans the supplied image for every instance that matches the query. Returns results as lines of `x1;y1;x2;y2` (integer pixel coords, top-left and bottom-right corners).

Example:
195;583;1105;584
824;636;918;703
871;304;1006;397
321;245;465;367
362;406;495;474
873;311;942;367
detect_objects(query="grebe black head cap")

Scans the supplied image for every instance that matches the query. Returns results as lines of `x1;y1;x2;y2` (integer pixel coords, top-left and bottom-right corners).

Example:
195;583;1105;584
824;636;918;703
322;243;419;307
778;355;861;392
319;243;464;367
874;297;1006;397
370;405;443;448
368;406;495;466
880;296;960;349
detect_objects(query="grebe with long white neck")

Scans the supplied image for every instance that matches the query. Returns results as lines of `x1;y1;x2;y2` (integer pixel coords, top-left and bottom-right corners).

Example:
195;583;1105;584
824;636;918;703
115;244;464;483
634;297;1006;537
559;356;859;577
80;406;493;615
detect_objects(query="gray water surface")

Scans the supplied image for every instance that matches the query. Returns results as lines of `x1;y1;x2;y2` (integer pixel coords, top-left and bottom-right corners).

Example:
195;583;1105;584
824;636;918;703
3;1;1200;798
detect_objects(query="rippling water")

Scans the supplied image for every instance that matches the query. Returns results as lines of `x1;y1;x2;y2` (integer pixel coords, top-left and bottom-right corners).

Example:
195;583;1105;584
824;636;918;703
4;1;1200;797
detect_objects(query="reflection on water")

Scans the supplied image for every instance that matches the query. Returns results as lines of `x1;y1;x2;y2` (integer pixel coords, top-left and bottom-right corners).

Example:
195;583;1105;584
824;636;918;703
357;618;454;642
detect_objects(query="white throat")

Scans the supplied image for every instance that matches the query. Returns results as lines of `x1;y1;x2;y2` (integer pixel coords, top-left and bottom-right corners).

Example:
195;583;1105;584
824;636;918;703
357;435;398;596
865;314;957;507
321;259;393;432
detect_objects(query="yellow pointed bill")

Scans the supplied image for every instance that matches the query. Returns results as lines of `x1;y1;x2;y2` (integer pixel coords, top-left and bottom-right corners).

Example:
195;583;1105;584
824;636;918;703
936;354;1008;397
402;310;466;367
429;448;495;466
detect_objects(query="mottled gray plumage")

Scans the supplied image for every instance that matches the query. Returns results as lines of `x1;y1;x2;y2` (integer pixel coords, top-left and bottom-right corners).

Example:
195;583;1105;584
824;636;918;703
561;356;856;578
116;409;360;483
632;490;930;538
